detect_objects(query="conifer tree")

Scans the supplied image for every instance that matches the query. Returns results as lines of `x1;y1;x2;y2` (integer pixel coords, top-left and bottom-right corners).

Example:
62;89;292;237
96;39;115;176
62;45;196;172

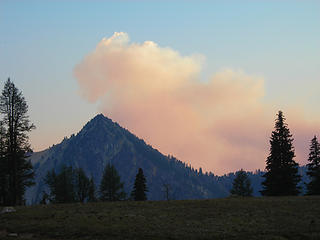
74;168;90;203
44;169;57;202
88;176;97;202
131;168;147;201
230;169;253;196
306;136;320;195
56;165;75;203
44;165;75;203
261;111;301;196
0;78;35;205
99;163;126;201
45;166;95;203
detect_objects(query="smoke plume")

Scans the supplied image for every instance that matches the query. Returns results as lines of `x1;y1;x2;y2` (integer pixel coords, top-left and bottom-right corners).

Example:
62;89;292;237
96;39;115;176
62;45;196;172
74;32;319;174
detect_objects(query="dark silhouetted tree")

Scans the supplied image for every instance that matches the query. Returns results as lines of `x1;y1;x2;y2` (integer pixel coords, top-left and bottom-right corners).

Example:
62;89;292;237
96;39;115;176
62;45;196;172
45;166;94;203
74;168;90;203
306;136;320;195
44;169;57;203
131;168;147;201
261;111;301;196
88;175;97;202
45;165;75;203
0;78;35;205
230;169;253;196
99;163;126;201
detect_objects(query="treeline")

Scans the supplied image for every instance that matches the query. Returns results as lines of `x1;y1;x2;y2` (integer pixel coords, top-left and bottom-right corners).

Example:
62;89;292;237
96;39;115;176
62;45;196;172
41;164;147;204
230;111;320;197
43;166;96;203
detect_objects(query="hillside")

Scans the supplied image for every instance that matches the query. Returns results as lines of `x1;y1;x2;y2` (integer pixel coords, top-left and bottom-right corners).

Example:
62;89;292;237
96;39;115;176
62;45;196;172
27;114;228;203
1;196;319;240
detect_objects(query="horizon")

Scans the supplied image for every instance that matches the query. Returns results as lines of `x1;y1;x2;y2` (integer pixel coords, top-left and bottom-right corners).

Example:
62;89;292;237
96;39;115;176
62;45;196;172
1;0;319;175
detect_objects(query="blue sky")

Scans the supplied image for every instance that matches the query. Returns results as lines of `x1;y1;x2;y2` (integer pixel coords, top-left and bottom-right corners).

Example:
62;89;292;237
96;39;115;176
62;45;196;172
0;1;319;172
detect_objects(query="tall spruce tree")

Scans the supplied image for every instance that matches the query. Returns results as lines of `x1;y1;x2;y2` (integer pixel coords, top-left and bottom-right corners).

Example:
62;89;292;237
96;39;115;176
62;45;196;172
230;169;253;197
0;78;35;205
306;136;320;195
131;168;147;201
99;163;126;201
261;111;301;196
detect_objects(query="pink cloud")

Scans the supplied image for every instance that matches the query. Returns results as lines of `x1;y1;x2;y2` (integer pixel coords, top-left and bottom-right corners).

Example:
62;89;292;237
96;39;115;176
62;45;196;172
74;32;320;175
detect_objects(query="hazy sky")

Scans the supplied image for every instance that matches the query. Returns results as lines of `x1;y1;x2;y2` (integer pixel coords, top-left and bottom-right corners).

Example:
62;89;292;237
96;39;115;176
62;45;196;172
0;1;319;174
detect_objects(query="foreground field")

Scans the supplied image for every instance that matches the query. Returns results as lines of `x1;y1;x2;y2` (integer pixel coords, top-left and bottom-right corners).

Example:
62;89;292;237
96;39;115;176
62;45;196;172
0;196;320;240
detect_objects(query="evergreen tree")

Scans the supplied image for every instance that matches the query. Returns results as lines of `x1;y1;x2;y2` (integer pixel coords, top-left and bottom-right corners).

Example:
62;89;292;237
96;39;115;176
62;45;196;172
261;111;301;196
74;168;90;203
0;78;35;205
131;168;147;201
55;165;75;203
230;169;253;196
44;165;75;203
44;169;57;202
306;136;320;195
88;176;97;202
45;166;95;203
99;163;126;201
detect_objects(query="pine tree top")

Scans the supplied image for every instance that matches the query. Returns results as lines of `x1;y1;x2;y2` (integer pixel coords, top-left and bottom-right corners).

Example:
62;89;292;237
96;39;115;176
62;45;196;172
261;111;301;196
306;135;320;195
131;168;147;201
230;169;253;197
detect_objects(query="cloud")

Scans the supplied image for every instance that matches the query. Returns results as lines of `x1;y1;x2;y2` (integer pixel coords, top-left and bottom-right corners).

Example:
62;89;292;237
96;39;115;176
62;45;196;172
75;32;201;102
74;32;320;175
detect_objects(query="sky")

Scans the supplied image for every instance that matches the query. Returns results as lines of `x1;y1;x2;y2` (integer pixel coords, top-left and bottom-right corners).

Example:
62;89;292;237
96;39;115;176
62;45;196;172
0;1;319;175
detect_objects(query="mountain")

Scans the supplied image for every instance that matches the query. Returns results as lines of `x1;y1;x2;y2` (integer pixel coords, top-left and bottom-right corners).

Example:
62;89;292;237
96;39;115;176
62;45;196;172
26;114;228;203
26;114;310;203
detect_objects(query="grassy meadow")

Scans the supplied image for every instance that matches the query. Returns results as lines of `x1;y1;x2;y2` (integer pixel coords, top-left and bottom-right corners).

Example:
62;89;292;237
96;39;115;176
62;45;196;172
0;196;320;240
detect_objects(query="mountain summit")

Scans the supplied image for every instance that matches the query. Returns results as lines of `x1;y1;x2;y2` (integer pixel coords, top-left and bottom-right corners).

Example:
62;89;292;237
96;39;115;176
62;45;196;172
27;114;228;203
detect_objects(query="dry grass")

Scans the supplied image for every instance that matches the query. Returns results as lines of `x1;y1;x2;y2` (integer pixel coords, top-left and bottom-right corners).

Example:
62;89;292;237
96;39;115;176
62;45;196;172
0;196;320;239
